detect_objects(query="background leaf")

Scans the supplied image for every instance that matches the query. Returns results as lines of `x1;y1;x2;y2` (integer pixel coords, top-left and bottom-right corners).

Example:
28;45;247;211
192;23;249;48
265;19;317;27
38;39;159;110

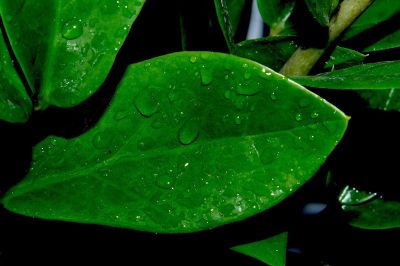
257;0;296;36
231;232;288;266
342;0;400;40
232;36;298;71
0;0;146;108
291;61;400;89
0;26;31;123
324;46;366;69
2;52;347;233
304;0;339;26
363;29;400;52
339;186;400;229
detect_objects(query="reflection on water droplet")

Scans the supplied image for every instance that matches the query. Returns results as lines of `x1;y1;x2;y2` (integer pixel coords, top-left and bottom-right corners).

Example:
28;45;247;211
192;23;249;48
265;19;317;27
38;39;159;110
200;67;213;86
134;89;159;117
311;111;319;119
237;83;260;96
62;19;83;40
295;113;303;121
190;56;198;63
178;119;200;145
234;115;242;125
270;92;277;101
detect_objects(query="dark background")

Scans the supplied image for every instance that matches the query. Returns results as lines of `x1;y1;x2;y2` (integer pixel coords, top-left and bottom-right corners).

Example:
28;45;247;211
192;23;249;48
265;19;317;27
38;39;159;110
1;0;399;265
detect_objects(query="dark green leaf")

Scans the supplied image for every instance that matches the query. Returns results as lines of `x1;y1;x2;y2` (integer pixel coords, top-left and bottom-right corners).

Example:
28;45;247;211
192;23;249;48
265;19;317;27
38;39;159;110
232;36;298;71
339;186;400;229
304;0;339;26
364;29;400;52
359;89;400;111
231;232;288;266
342;0;400;40
324;46;366;69
1;52;347;233
214;0;247;49
257;0;296;35
0;26;31;123
0;0;146;109
291;61;400;89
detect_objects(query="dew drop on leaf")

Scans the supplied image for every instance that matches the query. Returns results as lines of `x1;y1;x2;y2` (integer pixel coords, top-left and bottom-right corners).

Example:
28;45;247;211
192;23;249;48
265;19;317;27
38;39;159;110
200;67;213;86
134;89;159;117
156;174;175;190
190;56;198;63
311;111;319;119
237;83;260;96
178;119;200;145
234;115;242;125
295;113;303;121
270;92;277;101
62;19;83;40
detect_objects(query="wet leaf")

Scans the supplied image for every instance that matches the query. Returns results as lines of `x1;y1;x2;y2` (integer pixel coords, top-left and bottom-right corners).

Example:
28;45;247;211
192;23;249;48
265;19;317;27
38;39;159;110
1;52;347;233
0;0;146;109
0;26;31;123
304;0;339;26
291;61;400;89
324;46;366;70
233;36;298;71
339;186;400;229
231;232;288;266
257;0;296;36
364;29;400;52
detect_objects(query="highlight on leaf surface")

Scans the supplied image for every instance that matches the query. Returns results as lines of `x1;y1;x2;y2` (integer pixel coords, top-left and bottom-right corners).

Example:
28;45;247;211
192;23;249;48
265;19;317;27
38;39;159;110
2;52;348;233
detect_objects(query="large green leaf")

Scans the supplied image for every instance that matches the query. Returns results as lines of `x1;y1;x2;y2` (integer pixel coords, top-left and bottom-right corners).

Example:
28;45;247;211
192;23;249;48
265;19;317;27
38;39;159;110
0;26;31;123
0;0;146;109
1;52;347;233
232;36;298;71
257;0;296;36
364;29;400;52
324;46;366;70
231;232;288;266
291;61;400;89
214;0;247;50
339;186;400;229
342;0;400;40
304;0;339;26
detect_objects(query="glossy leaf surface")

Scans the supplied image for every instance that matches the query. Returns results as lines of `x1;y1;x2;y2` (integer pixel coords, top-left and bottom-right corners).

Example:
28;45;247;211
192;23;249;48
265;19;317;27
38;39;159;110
292;61;400;89
324;46;366;69
340;186;400;229
342;0;400;40
304;0;339;26
0;0;146;108
364;29;400;52
257;0;295;36
231;232;288;265
232;36;297;71
2;52;347;233
0;27;31;123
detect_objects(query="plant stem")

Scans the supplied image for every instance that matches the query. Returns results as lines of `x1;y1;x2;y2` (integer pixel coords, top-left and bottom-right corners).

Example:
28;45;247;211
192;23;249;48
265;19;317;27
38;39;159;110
280;0;374;76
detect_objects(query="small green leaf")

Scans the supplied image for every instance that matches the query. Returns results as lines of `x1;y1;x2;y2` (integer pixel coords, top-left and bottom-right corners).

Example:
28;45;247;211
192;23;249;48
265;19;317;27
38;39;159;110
232;36;298;71
0;26;31;123
324;46;366;69
364;29;400;52
291;61;400;89
231;232;288;266
339;186;400;229
304;0;339;26
2;52;347;233
359;89;400;111
257;0;296;36
0;0;146;109
342;0;400;40
214;0;247;50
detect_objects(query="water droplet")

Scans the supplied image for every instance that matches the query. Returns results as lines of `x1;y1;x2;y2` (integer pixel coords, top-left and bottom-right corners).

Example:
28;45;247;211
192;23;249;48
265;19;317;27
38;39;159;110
62;19;83;40
311;111;319;119
295;113;303;121
270;92;277;101
134;89;159;117
309;135;315;141
178;119;200;145
190;56;198;63
237;83;260;96
224;90;232;99
234;115;242;125
200;68;213;86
